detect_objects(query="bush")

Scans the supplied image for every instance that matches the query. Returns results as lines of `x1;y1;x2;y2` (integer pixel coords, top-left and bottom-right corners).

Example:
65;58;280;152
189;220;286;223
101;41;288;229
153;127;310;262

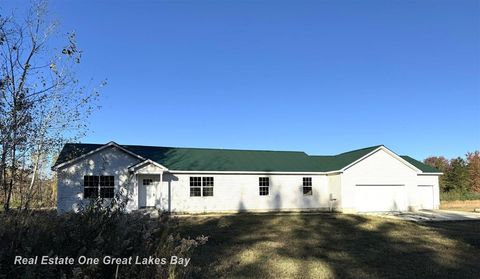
440;191;480;201
0;194;207;278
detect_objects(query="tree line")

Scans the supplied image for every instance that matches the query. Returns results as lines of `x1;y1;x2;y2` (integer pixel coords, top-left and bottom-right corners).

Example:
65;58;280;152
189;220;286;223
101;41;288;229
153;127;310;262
0;1;102;211
424;151;480;198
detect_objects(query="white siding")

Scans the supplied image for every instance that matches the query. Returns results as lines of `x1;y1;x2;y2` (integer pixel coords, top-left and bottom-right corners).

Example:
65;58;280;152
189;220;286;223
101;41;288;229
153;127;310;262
56;146;141;213
339;148;440;212
57;146;440;213
416;175;440;209
166;174;331;213
340;149;418;212
327;174;342;210
135;164;165;174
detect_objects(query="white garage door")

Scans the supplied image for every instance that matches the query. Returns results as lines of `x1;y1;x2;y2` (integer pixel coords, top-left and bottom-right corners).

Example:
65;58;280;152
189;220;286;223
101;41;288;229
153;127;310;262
355;184;408;212
417;185;434;209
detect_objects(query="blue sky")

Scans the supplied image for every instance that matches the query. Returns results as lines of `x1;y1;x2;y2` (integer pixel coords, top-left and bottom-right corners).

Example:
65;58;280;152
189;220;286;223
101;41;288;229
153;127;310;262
3;0;479;159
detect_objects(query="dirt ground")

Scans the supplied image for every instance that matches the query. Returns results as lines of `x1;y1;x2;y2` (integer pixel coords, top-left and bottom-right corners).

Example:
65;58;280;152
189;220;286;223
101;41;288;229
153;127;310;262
440;200;480;212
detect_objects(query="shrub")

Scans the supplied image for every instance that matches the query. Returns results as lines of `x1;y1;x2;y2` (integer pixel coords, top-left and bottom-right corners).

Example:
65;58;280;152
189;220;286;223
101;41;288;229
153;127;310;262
440;191;480;201
0;194;207;278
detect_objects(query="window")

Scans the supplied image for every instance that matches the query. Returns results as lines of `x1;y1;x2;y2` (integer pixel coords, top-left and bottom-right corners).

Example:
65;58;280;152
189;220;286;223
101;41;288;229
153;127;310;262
190;177;202;197
202;177;214;197
143;178;153;185
83;175;115;199
100;176;115;198
190;177;214;197
259;177;269;196
84;176;99;198
303;177;312;195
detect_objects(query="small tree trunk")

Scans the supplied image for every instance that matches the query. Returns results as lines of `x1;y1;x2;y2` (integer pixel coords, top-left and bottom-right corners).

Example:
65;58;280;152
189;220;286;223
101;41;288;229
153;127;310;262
1;142;8;207
5;179;13;211
5;127;17;211
24;151;41;210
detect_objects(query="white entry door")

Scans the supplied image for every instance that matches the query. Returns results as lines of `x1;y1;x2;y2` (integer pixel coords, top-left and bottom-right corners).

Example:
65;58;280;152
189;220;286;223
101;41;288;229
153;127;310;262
138;177;157;208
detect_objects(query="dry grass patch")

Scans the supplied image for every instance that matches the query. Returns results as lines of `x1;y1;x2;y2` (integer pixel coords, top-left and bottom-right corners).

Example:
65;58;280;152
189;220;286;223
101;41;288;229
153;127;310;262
178;213;480;279
441;200;480;212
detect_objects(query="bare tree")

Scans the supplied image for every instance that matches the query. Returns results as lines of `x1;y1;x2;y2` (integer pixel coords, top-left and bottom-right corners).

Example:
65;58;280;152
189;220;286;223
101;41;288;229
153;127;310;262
0;1;103;211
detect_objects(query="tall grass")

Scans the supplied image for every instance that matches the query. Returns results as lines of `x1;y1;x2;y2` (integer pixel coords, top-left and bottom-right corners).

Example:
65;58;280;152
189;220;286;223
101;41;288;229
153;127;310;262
440;191;480;201
0;195;207;279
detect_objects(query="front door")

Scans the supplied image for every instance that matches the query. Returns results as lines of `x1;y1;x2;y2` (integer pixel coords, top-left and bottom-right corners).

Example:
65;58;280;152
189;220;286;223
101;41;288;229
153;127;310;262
138;177;157;208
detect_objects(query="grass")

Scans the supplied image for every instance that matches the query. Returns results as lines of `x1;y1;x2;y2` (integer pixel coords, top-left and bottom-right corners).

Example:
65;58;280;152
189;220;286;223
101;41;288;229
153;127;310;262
177;213;480;279
0;208;206;279
2;211;479;278
441;200;480;212
440;191;480;201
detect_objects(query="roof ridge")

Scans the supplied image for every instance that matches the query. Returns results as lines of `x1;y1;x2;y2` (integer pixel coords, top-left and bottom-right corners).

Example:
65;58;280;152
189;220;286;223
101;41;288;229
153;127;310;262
124;144;307;154
309;155;335;158
63;142;306;153
63;142;385;156
337;145;383;155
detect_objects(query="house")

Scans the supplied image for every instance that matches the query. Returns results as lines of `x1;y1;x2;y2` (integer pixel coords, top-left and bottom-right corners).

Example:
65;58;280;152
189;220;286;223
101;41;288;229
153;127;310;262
52;141;442;213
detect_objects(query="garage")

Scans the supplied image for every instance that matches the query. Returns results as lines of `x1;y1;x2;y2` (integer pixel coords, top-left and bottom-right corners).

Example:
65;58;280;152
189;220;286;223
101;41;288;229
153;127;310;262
354;184;408;212
417;185;434;209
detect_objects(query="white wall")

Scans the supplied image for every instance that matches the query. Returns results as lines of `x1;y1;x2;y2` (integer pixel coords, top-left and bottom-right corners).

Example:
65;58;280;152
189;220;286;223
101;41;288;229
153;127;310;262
341;149;417;212
57;149;334;213
56;146;141;213
327;174;342;210
340;148;438;212
57;146;439;213
164;173;332;213
416;175;440;209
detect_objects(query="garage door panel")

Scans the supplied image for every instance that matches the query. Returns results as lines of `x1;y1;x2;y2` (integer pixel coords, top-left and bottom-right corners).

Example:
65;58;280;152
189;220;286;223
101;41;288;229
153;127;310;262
355;184;407;212
417;185;434;209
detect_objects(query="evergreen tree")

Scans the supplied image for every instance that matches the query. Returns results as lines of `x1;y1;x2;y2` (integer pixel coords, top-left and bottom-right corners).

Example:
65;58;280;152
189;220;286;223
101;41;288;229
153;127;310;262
445;158;469;193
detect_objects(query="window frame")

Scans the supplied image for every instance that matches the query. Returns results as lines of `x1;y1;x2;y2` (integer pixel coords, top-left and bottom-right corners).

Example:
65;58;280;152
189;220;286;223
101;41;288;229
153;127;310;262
202;177;214;197
189;176;214;197
83;175;115;199
259;177;270;196
189;177;202;197
143;178;153;186
303;177;313;196
84;175;99;199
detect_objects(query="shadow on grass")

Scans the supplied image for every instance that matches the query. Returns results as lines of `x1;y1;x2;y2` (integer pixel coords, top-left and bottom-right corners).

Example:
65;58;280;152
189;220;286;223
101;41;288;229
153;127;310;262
419;221;480;250
178;214;480;279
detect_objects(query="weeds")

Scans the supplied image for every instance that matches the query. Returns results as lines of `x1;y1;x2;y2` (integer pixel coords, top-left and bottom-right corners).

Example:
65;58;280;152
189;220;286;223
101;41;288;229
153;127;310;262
0;193;207;278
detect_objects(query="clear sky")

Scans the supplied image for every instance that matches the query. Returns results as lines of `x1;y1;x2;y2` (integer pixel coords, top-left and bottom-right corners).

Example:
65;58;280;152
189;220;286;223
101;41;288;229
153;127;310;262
2;0;479;159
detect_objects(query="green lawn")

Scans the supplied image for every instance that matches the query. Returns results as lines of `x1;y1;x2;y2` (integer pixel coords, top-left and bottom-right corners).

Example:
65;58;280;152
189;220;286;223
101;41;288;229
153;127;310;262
177;213;480;279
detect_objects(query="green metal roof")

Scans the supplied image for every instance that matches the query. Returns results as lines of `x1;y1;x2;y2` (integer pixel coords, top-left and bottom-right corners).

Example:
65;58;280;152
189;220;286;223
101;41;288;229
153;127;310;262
53;143;440;173
309;145;382;172
400;155;442;173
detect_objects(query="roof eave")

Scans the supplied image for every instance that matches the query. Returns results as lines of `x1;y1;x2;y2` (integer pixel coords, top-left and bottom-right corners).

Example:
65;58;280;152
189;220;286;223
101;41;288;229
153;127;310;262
341;145;423;173
52;141;146;171
418;172;443;176
128;159;169;172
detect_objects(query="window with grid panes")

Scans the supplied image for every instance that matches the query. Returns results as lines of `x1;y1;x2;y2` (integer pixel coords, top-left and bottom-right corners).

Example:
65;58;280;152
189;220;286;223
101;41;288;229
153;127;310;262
190;177;202;197
84;175;114;198
259;177;269;196
303;177;312;195
84;176;99;198
202;177;214;196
